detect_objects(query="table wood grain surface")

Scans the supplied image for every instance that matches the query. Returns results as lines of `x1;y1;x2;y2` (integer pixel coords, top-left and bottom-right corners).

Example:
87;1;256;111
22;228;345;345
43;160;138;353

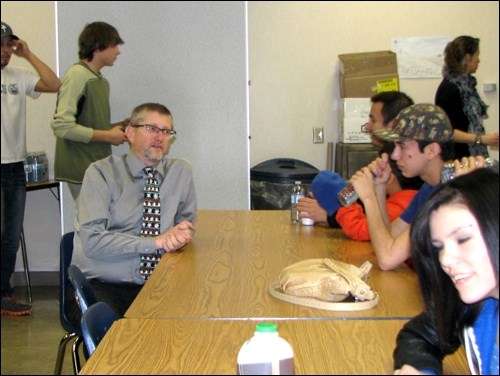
126;210;423;319
79;318;470;375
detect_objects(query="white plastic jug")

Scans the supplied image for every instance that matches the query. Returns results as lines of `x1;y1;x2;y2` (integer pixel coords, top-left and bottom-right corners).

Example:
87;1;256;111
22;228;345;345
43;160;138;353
237;323;294;375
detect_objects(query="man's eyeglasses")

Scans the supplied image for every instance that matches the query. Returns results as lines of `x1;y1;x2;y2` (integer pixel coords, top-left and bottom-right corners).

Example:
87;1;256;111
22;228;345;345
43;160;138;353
131;124;177;137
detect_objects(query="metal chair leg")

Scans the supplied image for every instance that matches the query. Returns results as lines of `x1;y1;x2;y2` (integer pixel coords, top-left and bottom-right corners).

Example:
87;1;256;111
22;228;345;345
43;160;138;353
54;332;78;375
71;335;83;374
19;227;33;307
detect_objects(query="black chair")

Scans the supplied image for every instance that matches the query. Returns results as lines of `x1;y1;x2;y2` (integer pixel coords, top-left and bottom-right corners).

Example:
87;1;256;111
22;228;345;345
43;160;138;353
67;265;97;314
80;301;120;356
54;232;84;375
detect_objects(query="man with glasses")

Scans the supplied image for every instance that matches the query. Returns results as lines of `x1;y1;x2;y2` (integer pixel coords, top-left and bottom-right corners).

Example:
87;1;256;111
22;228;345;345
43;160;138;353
69;102;197;320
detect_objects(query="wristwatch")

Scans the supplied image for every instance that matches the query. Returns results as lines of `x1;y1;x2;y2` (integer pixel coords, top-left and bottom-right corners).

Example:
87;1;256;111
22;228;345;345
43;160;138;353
474;134;482;144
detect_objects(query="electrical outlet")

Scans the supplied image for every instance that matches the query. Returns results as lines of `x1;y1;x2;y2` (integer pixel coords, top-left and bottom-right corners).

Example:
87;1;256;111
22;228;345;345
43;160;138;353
483;83;496;93
313;127;324;144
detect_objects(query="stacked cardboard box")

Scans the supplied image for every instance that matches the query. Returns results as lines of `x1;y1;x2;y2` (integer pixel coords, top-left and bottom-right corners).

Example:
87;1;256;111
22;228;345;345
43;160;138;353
338;50;399;143
338;50;399;98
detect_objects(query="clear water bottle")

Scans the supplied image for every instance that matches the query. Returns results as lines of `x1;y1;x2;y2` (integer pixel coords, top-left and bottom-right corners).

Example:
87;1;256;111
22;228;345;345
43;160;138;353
24;154;34;182
31;152;48;182
237;322;294;375
441;158;499;183
290;181;304;223
39;152;49;182
32;154;42;182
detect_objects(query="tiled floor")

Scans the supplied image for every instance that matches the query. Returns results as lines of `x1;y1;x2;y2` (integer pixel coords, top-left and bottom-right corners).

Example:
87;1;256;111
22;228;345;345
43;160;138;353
1;286;85;375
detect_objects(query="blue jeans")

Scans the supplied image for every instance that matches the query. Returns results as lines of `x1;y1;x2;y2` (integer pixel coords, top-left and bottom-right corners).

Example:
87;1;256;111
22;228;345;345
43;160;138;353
1;162;26;297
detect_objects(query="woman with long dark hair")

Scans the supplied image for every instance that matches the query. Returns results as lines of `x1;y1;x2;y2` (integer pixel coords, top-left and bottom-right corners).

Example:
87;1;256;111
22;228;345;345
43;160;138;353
435;36;499;159
393;168;498;375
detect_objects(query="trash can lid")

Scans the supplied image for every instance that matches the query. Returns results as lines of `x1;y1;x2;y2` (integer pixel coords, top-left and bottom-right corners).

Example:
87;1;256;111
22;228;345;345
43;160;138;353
250;158;319;182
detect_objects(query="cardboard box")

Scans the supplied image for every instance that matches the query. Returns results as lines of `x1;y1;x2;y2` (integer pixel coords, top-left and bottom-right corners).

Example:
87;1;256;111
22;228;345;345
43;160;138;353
338;50;399;98
338;99;371;143
339;51;397;77
339;117;372;143
340;73;399;98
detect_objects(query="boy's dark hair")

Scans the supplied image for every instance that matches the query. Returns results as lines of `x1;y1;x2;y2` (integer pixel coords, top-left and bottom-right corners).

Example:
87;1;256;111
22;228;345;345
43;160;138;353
416;140;455;162
371;91;414;126
78;21;124;61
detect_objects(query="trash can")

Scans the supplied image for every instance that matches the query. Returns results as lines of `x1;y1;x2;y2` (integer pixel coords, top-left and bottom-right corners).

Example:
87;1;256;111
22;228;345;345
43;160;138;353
250;158;319;210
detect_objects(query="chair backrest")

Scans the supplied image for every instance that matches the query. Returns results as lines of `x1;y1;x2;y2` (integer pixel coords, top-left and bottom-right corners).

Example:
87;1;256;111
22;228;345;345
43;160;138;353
68;265;97;314
59;231;78;334
80;301;120;356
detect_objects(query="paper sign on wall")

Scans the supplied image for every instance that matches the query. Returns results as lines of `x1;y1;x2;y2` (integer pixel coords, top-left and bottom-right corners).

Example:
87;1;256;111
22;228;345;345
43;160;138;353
391;37;452;79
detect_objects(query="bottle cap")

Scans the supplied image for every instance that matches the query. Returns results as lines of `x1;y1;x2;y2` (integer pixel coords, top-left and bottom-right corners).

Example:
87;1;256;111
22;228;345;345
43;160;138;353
255;323;277;333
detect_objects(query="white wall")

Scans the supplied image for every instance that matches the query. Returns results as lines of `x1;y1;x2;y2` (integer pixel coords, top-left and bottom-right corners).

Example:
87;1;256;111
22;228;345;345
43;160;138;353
248;1;499;170
3;1;499;274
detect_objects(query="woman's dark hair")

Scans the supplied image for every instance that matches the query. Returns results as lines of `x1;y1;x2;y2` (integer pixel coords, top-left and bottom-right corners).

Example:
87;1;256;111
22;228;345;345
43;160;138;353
443;35;480;75
410;168;499;346
78;21;124;61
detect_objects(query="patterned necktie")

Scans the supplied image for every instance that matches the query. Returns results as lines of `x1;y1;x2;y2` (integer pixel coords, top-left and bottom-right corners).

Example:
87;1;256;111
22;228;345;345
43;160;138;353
139;167;164;280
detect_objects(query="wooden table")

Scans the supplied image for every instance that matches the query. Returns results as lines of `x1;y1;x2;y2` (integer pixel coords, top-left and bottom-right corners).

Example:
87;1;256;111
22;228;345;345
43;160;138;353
79;318;470;375
126;210;423;319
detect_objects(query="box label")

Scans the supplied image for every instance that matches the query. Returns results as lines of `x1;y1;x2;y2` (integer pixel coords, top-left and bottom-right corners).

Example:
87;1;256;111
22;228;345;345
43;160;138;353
340;74;400;98
375;78;399;93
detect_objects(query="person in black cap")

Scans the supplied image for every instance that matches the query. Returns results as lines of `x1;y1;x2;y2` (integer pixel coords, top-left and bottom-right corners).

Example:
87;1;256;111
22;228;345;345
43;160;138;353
350;103;490;271
1;21;60;316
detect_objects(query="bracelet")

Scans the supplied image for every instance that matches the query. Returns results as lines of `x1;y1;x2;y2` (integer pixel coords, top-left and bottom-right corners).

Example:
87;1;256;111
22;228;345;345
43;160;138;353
474;134;482;144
